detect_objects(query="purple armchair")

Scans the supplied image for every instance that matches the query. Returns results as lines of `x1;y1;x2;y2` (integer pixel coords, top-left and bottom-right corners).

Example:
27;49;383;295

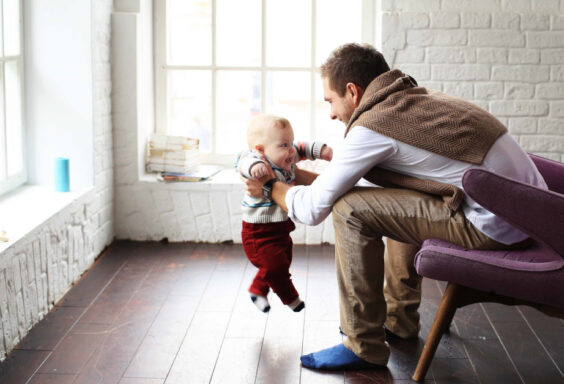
412;154;564;381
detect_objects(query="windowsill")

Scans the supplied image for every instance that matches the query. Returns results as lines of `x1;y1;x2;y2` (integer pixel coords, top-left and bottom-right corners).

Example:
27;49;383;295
0;184;93;256
139;167;243;186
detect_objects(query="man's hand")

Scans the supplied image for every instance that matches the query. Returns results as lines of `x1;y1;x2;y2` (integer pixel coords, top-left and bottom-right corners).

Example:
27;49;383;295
320;145;333;161
249;162;269;179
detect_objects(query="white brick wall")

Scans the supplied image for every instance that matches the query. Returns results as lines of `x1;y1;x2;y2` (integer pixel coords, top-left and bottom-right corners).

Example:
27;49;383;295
0;0;114;361
382;0;564;162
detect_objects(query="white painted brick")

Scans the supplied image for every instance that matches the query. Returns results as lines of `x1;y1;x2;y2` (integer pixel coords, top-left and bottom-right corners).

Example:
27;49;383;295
477;48;508;64
552;15;564;30
492;65;550;82
397;64;431;80
538;119;564;134
508;49;540;64
407;29;467;46
536;83;564;99
501;0;532;12
521;14;550;31
420;81;442;91
551;101;564;117
381;0;440;12
508;118;537;134
469;30;525;47
430;12;461;28
461;13;491;29
399;13;430;29
475;82;504;99
442;0;502;12
443;82;474;99
521;135;564;152
381;13;407;52
505;83;535;99
492;13;520;30
552;66;564;81
532;0;560;12
432;64;490;81
490;100;549;116
426;47;476;63
395;48;425;63
527;31;564;48
209;191;233;242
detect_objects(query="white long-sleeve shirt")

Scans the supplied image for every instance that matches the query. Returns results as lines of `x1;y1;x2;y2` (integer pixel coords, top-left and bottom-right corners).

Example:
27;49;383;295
285;126;547;245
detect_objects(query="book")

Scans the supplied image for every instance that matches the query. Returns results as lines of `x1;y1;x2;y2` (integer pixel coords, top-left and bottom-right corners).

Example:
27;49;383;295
159;165;224;182
146;134;200;173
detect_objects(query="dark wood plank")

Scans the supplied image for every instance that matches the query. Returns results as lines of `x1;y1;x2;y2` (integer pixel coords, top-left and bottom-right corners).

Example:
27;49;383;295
0;349;51;384
15;306;84;351
519;305;564;375
462;338;522;384
28;373;77;384
165;311;232;383
494;318;564;383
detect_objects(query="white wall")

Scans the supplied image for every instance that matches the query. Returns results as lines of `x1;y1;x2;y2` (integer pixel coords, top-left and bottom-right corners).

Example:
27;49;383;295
114;0;564;243
0;0;114;361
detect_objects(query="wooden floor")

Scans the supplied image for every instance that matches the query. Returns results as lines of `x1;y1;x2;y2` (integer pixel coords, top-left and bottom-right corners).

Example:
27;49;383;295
1;241;563;384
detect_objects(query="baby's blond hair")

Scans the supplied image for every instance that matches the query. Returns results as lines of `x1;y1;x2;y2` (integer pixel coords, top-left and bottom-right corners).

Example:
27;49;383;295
247;114;291;149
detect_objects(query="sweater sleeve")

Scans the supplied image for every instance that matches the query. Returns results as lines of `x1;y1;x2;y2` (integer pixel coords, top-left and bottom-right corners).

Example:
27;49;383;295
294;141;326;161
235;151;264;179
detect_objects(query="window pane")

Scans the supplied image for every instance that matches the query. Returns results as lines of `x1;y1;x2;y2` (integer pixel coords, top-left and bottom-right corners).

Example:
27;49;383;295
5;60;23;176
265;0;311;68
314;76;344;148
316;0;362;66
265;71;311;140
0;64;5;179
168;70;212;152
216;71;260;154
3;0;20;56
216;0;261;67
168;0;211;66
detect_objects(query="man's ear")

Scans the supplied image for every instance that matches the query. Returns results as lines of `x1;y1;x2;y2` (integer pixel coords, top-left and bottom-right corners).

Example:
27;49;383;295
346;83;364;107
254;144;265;154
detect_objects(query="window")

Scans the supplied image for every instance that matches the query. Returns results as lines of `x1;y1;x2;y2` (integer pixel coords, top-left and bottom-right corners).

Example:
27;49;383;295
155;0;374;164
0;0;25;195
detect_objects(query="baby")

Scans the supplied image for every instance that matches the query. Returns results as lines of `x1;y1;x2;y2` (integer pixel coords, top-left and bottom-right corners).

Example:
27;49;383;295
236;114;332;312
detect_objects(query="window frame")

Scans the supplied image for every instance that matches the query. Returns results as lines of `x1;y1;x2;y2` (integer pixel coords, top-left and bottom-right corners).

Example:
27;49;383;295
0;0;26;195
154;0;375;165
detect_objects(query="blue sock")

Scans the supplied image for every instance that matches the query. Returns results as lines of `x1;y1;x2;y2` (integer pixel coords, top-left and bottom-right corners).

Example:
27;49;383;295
300;343;384;370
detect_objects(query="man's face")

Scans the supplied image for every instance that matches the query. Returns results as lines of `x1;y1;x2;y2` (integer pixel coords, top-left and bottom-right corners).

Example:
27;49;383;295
323;77;357;125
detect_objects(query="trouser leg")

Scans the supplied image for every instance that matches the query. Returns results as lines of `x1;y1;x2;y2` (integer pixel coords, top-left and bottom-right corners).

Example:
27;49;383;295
332;187;503;365
384;238;422;338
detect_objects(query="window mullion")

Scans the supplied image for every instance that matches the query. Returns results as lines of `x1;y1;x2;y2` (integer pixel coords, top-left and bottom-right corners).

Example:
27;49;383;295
260;0;266;113
0;62;6;180
211;0;217;155
310;0;316;141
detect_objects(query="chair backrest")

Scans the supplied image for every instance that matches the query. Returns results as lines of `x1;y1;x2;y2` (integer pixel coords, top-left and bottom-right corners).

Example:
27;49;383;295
463;157;564;258
529;153;564;194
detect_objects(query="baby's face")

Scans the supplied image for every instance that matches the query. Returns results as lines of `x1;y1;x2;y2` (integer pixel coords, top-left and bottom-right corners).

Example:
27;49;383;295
262;124;296;171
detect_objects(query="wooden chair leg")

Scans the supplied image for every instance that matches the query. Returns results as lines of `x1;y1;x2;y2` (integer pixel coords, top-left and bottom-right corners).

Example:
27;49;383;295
412;283;460;382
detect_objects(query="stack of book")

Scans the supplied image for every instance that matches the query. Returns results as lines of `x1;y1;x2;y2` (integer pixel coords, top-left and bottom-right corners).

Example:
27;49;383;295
146;134;199;173
158;164;224;182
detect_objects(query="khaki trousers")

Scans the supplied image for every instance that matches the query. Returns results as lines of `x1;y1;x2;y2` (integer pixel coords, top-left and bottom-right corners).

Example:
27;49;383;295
332;187;513;365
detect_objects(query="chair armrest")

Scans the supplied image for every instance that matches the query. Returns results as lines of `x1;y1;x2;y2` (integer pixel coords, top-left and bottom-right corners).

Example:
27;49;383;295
529;154;564;195
463;169;564;255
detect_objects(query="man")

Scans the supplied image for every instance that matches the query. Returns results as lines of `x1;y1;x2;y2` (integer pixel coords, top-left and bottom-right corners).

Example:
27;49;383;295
245;43;546;370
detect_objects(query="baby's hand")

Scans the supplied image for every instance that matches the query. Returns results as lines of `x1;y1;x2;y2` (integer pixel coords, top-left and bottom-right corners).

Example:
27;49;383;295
320;145;333;161
250;162;269;179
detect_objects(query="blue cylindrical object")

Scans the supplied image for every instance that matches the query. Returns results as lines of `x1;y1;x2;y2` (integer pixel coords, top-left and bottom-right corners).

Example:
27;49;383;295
54;157;70;192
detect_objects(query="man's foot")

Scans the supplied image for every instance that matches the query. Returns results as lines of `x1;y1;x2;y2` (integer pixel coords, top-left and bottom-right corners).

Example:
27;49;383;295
300;343;384;370
287;297;305;312
250;294;270;313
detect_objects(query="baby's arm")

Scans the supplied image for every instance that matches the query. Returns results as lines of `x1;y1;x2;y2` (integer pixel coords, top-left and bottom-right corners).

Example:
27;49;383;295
294;141;333;162
236;151;268;180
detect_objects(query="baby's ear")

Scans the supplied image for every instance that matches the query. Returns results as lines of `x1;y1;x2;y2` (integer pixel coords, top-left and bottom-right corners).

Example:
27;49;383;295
254;144;265;154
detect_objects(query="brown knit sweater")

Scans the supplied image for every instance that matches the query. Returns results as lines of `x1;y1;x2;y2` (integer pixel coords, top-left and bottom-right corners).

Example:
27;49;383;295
347;69;507;211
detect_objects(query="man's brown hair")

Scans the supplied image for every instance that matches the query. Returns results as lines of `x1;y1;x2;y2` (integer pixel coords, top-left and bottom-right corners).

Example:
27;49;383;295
320;43;390;96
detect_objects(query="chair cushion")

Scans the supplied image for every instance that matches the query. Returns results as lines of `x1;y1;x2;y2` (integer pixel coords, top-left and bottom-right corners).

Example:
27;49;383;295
415;239;564;309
